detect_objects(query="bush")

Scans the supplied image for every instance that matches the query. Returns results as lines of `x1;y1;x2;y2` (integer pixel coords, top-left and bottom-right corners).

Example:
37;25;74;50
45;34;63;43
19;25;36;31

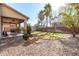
27;24;32;34
35;25;43;31
23;33;32;40
23;24;32;40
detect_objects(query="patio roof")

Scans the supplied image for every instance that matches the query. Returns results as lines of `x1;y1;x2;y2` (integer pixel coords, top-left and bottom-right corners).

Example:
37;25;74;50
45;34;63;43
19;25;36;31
0;3;28;38
0;3;29;20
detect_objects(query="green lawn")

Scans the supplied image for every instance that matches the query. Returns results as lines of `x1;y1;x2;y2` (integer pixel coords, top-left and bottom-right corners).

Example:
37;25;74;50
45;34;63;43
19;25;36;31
32;31;65;40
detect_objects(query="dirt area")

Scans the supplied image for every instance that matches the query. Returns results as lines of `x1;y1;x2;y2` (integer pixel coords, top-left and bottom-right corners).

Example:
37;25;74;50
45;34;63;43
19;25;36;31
0;35;79;56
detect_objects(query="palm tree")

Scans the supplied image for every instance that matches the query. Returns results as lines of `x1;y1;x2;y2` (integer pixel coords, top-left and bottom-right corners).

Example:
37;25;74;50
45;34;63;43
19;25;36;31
38;10;44;27
44;3;52;27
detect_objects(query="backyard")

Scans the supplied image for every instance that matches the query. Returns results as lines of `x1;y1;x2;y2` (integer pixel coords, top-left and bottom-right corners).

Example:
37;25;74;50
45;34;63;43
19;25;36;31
0;32;79;56
0;3;79;56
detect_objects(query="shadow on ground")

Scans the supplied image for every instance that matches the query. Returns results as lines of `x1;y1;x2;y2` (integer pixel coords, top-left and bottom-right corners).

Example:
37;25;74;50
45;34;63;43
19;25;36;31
22;41;32;46
59;36;79;55
0;36;39;53
0;36;31;53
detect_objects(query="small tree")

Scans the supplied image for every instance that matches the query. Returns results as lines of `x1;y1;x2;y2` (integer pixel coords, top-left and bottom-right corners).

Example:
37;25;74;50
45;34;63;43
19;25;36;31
60;6;79;37
27;24;32;35
23;24;32;40
34;23;42;31
38;10;44;27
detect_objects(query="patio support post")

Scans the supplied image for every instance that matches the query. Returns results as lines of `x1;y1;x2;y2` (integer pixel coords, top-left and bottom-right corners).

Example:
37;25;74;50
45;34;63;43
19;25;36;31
0;4;2;39
0;16;2;39
19;23;20;29
24;20;27;32
18;23;20;33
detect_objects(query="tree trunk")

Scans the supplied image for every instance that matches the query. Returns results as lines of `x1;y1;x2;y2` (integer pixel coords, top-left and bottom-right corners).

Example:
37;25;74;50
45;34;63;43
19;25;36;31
71;25;76;38
46;17;48;27
72;28;76;38
73;33;75;38
0;16;2;39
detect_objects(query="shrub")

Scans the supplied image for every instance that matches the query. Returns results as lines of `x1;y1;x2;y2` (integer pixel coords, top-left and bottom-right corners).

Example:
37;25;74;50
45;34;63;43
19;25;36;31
27;24;32;35
23;33;32;40
35;25;43;31
23;24;32;40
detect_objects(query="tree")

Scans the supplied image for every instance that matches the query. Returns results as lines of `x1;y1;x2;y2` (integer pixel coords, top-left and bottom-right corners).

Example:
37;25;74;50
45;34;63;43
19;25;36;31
23;24;32;40
60;5;79;37
68;3;79;11
38;10;44;27
44;3;52;27
27;24;32;34
37;19;41;26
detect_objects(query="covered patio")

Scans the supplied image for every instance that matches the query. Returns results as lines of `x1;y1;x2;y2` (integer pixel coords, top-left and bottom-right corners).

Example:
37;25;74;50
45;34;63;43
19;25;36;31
2;16;24;32
0;3;29;38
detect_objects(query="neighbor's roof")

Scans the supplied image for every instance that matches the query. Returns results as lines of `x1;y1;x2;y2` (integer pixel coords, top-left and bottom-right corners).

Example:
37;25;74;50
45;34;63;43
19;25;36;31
0;3;29;19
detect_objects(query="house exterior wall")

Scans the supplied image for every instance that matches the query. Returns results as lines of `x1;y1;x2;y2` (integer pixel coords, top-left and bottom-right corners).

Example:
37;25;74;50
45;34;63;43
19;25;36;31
2;17;19;24
3;23;17;32
2;16;20;32
0;16;2;39
0;4;2;39
0;3;28;38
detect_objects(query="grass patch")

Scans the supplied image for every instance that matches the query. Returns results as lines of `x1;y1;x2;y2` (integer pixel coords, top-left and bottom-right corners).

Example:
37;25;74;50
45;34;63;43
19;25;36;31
32;31;64;40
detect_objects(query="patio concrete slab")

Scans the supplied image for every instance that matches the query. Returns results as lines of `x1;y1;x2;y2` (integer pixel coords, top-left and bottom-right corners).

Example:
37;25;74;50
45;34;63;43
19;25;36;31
0;35;79;56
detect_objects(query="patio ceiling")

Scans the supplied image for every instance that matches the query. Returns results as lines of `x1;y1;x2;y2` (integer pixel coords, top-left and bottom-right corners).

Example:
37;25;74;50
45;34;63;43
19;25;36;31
2;16;24;24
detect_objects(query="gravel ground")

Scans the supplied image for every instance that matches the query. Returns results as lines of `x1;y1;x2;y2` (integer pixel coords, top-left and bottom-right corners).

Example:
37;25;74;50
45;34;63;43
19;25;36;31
0;35;79;56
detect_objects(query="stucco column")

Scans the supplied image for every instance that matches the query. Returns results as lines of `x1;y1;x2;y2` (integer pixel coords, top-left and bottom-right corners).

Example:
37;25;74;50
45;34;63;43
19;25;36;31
0;16;2;39
18;23;20;33
24;20;27;32
19;23;20;29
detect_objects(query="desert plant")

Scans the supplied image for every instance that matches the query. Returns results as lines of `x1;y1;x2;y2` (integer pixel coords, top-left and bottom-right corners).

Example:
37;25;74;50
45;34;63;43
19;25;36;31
27;24;32;35
23;24;32;40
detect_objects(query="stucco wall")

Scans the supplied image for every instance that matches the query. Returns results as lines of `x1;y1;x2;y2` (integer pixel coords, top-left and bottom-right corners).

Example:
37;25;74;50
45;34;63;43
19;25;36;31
0;18;1;38
0;4;28;36
0;4;2;38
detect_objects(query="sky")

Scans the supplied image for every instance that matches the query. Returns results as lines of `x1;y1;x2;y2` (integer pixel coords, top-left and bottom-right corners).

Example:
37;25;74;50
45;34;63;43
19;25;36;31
7;3;65;26
7;3;45;26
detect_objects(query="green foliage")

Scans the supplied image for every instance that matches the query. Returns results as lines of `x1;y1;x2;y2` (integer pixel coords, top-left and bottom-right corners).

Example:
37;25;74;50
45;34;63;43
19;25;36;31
44;3;52;27
60;6;79;29
38;10;44;27
35;24;42;31
60;4;79;37
27;24;32;34
44;3;52;17
38;10;44;21
23;24;32;40
37;3;53;27
32;32;64;40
